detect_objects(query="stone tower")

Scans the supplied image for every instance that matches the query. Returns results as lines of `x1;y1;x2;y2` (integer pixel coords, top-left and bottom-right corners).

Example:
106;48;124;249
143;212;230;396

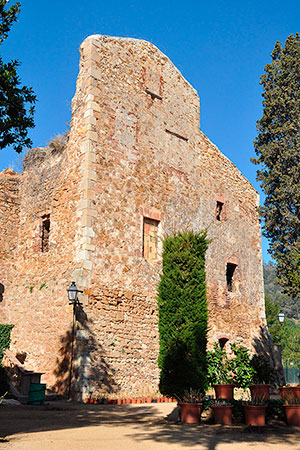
0;35;266;399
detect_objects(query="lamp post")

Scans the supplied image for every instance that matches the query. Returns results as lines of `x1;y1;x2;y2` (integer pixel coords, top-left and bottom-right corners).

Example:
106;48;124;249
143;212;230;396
278;312;285;324
278;311;287;381
67;282;83;400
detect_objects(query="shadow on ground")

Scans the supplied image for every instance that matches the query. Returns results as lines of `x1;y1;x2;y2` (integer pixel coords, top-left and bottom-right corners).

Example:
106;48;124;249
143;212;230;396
1;403;300;449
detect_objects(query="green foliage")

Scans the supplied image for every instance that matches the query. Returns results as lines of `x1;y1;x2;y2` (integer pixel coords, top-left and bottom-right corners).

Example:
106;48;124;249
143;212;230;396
264;262;300;321
0;1;36;153
158;230;209;398
207;342;234;385
250;354;276;384
0;324;14;363
177;388;203;403
207;342;258;389
252;33;300;297
230;343;255;390
264;268;300;366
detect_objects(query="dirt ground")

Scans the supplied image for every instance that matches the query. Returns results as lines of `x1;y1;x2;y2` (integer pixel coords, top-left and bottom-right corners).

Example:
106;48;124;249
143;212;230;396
1;401;300;450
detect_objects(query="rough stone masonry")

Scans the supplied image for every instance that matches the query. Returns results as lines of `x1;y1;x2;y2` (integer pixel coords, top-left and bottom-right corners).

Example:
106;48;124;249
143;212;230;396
0;35;267;400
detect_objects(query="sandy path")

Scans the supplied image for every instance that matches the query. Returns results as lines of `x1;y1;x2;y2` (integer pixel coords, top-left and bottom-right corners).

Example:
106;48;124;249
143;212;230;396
1;402;300;449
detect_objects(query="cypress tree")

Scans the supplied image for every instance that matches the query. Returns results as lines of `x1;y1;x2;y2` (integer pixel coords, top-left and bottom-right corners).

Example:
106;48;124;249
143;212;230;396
158;231;209;397
252;33;300;297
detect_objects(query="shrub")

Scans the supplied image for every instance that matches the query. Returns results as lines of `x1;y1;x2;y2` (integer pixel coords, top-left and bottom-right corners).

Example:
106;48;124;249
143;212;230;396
229;343;254;390
207;342;234;385
158;230;209;398
250;354;276;384
0;324;14;363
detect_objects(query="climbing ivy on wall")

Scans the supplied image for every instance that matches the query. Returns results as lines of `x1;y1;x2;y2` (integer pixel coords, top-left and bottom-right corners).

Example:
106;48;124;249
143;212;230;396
158;230;209;398
0;324;14;364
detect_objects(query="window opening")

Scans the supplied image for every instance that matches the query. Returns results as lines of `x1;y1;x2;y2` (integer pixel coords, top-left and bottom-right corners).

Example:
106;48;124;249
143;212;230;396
216;201;224;221
41;214;50;252
143;217;159;263
145;89;162;101
218;337;228;349
165;129;188;142
226;263;237;292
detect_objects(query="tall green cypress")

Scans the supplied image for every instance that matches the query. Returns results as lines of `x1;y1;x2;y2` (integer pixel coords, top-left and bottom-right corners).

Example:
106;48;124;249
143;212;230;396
252;33;300;297
158;231;209;397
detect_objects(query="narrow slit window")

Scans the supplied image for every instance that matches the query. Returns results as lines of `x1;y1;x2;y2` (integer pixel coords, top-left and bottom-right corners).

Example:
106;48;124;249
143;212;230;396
226;263;237;292
143;217;159;263
216;201;224;221
165;129;188;142
41;214;50;252
145;89;162;101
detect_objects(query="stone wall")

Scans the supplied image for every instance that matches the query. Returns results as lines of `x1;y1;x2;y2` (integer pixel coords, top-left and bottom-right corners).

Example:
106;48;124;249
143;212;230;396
71;36;266;398
0;35;266;399
0;169;20;309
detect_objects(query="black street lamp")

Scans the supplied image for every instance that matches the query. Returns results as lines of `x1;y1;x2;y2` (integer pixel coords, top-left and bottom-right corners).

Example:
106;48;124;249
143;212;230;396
67;282;83;400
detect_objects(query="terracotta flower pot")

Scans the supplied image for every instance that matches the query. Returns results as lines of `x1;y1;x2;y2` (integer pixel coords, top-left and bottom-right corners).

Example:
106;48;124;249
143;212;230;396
249;384;270;400
213;384;234;400
212;405;233;425
284;404;300;426
279;386;300;401
146;397;152;403
243;405;267;426
179;402;202;424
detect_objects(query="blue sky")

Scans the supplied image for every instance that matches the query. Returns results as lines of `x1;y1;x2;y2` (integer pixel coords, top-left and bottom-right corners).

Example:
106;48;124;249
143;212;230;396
1;0;299;261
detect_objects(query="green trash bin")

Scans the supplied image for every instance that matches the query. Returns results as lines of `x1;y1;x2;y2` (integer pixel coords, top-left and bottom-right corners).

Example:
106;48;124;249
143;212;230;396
28;383;46;405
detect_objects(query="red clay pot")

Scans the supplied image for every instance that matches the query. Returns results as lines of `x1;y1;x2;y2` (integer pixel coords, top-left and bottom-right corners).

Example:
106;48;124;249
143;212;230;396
249;384;270;400
243;405;267;426
212;405;233;425
131;399;137;404
284;404;300;426
213;384;235;400
179;403;202;424
279;386;300;401
145;397;152;403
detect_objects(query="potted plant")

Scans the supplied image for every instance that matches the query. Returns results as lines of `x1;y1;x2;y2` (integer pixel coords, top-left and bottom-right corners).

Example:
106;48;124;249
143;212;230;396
229;343;255;392
207;343;235;400
284;393;300;426
177;388;203;424
211;398;233;425
249;354;276;400
279;384;300;401
243;394;267;426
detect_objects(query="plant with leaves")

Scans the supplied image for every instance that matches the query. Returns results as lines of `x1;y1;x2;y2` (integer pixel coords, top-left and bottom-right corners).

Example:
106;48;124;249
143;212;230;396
252;33;300;297
250;354;276;385
207;342;234;385
0;1;36;153
158;230;209;398
229;343;254;390
0;324;14;363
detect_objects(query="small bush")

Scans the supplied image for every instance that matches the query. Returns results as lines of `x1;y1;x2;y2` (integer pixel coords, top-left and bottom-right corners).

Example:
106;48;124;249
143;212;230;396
230;343;254;390
250;354;276;384
0;324;14;363
47;133;66;153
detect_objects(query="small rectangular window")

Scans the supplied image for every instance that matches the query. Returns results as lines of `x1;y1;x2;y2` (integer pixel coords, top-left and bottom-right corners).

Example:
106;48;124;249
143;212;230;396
216;201;224;221
41;214;50;252
143;217;159;263
226;263;237;292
